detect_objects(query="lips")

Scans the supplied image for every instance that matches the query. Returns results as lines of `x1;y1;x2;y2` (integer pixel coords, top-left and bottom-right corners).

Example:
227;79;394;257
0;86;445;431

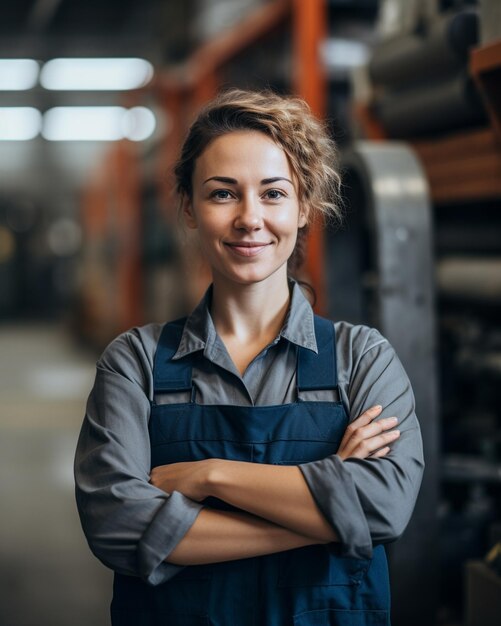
224;241;272;257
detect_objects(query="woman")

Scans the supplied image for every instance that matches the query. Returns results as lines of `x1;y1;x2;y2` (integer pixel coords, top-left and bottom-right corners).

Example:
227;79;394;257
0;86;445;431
75;89;424;625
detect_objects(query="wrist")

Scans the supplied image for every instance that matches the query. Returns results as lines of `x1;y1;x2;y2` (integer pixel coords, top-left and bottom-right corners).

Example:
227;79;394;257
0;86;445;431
205;458;227;497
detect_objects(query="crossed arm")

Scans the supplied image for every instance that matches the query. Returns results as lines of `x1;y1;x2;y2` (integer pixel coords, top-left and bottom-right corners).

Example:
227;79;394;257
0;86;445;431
150;405;400;565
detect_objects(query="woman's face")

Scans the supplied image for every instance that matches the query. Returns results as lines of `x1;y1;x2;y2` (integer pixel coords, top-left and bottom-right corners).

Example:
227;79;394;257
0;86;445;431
184;130;307;288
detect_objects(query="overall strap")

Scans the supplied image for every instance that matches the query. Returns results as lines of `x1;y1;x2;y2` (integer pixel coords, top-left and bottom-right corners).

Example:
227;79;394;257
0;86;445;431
153;317;192;393
296;315;338;391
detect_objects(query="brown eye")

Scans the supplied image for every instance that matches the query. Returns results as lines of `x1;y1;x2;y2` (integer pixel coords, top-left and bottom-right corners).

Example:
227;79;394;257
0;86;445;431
264;189;285;200
211;189;233;200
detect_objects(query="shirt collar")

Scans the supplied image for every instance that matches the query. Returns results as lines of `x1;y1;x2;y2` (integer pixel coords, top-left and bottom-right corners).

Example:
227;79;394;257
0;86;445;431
172;279;318;360
280;280;318;352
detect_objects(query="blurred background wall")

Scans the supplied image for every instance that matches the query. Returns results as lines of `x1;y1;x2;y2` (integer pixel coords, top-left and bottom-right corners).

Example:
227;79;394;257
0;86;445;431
1;1;500;625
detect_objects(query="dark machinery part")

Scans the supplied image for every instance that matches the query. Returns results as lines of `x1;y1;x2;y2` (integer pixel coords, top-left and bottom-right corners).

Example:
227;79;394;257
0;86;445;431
330;141;439;626
369;9;479;89
368;8;486;138
375;71;487;138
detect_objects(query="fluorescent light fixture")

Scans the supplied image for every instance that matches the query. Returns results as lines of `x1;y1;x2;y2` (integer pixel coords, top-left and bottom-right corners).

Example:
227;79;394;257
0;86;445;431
42;106;157;141
321;38;370;70
43;107;125;141
121;107;156;141
0;107;42;140
0;59;39;90
40;57;154;91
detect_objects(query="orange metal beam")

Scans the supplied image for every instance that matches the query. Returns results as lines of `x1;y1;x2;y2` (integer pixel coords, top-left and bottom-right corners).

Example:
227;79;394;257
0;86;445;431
352;102;387;141
191;72;220;112
156;90;185;218
292;0;327;117
113;142;143;331
292;0;328;314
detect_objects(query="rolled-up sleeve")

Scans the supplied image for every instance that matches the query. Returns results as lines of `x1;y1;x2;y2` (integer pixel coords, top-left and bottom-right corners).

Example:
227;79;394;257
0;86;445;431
74;330;204;586
298;326;424;560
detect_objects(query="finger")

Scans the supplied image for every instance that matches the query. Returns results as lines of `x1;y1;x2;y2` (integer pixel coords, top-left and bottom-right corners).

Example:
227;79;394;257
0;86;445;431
340;414;396;455
351;416;398;443
350;430;400;459
339;405;383;449
343;428;400;459
370;446;390;458
354;405;383;426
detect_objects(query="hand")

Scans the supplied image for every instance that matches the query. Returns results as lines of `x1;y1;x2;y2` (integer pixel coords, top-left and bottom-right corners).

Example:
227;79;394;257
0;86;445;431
337;405;400;461
150;459;217;502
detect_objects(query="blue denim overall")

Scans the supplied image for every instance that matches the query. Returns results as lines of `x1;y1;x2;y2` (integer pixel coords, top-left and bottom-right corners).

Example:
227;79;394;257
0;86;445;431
111;316;391;625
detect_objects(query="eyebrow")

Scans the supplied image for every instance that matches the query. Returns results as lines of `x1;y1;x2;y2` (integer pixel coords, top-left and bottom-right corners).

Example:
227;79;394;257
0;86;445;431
203;176;293;185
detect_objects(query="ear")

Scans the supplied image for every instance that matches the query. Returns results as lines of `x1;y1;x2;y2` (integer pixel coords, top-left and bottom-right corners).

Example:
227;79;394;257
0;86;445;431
182;194;197;229
298;203;309;229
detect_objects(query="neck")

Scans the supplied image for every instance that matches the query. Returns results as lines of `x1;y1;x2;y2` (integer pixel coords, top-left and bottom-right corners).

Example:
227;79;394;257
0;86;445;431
210;270;291;342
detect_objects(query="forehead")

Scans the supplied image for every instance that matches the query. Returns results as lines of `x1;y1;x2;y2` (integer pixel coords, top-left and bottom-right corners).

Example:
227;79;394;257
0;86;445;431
193;130;292;181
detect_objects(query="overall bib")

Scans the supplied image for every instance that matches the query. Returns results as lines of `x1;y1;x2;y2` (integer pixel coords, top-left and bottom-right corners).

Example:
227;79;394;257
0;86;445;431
111;316;391;626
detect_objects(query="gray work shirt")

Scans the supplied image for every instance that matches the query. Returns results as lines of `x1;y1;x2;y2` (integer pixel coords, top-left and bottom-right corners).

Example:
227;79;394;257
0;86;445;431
74;281;424;586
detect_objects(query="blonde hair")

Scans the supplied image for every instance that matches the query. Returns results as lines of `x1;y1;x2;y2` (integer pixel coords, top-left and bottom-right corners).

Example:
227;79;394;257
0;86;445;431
174;88;344;272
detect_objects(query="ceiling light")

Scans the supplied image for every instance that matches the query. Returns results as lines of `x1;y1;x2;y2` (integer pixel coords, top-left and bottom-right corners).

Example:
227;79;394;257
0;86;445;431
40;58;154;91
0;108;42;140
121;107;156;141
43;107;125;141
42;106;157;141
0;59;39;90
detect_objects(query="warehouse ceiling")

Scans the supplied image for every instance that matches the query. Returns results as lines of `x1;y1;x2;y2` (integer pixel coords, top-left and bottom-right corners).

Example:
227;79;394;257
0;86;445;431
0;0;194;61
2;0;143;36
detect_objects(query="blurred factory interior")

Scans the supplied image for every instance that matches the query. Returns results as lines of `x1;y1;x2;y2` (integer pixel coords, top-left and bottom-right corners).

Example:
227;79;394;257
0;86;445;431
0;0;500;624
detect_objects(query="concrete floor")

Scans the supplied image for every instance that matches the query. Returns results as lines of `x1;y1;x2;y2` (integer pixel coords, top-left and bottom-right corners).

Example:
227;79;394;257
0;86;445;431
0;323;112;626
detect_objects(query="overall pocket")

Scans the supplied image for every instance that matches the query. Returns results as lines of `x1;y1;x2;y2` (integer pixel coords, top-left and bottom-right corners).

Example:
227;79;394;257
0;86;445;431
278;544;370;587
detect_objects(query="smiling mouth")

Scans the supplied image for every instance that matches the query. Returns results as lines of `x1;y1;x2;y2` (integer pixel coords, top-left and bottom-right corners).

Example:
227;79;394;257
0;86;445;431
224;242;272;257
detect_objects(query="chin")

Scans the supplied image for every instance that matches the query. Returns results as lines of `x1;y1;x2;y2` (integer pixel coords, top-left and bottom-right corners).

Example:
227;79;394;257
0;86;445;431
221;264;289;287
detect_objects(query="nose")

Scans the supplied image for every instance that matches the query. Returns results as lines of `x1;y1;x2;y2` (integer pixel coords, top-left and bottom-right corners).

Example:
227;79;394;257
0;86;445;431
233;194;263;231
